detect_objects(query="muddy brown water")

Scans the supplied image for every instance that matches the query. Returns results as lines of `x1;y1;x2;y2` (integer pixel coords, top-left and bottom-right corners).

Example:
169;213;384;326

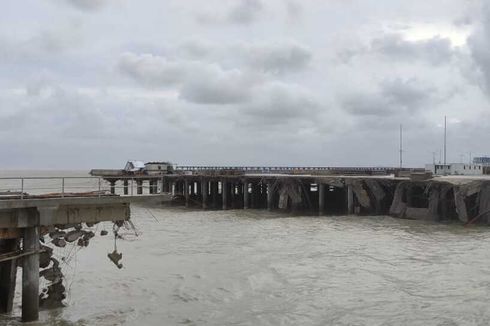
1;171;490;325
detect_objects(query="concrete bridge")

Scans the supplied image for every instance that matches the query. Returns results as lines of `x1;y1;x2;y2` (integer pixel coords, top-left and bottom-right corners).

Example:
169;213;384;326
0;176;168;322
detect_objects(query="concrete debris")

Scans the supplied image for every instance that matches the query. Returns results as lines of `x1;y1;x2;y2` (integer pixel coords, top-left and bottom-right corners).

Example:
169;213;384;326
64;230;83;243
100;230;109;236
39;282;66;309
39;264;63;284
77;238;89;247
48;230;66;240
351;180;371;209
51;238;66;248
39;244;54;268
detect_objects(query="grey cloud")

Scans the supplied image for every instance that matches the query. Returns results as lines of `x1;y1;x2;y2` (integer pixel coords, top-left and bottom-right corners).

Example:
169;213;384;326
235;41;312;74
344;78;435;116
118;52;264;105
240;82;319;125
468;5;490;95
118;53;189;87
371;34;454;64
173;39;312;74
196;0;263;25
285;1;303;23
179;69;256;104
63;0;107;11
227;0;263;24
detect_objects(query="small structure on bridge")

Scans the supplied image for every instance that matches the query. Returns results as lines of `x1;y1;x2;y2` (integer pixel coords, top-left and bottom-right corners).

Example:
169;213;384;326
425;163;484;176
91;160;174;178
124;160;145;173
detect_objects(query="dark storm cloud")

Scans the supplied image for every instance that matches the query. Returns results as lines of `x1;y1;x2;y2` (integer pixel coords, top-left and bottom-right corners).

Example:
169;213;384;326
344;78;435;116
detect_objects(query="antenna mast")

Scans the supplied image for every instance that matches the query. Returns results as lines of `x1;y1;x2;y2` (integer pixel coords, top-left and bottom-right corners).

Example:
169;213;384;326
444;116;447;166
399;124;403;168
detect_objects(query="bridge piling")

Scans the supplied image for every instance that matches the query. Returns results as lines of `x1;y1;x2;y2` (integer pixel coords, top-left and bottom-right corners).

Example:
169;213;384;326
0;239;18;314
319;183;325;215
267;181;274;210
201;179;208;209
347;185;354;215
222;180;228;210
243;181;249;209
185;179;190;207
22;224;39;322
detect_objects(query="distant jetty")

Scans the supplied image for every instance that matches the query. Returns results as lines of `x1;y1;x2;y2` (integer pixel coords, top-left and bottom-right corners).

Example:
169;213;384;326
90;162;490;225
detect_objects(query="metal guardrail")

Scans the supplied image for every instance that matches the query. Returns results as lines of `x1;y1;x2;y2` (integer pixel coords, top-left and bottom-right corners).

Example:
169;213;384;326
0;177;170;200
174;166;415;174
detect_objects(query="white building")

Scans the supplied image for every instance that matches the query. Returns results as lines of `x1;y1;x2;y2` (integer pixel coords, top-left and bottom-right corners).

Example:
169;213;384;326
144;162;173;175
425;163;483;176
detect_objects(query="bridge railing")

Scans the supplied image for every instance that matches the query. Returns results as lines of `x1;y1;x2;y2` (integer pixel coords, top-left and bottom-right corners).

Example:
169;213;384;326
174;166;411;175
0;176;169;199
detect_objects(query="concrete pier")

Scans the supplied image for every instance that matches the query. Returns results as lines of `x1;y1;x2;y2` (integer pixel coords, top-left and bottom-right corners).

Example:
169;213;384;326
211;181;218;208
222;180;228;210
201;179;208;209
267;182;273;210
0;191;168;322
185;179;190;207
22;225;39;322
243;182;249;209
0;239;18;314
347;185;354;215
319;183;325;215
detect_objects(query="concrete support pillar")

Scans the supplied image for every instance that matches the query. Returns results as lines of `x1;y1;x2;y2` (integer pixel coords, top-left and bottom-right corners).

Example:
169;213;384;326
196;181;201;197
267;182;274;210
184;179;190;207
22;226;39;322
347;184;354;215
201;179;208;209
123;180;128;195
110;180;116;194
0;239;18;314
222;180;228;210
243;182;249;209
211;181;218;208
319;183;325;215
250;183;258;209
137;180;143;195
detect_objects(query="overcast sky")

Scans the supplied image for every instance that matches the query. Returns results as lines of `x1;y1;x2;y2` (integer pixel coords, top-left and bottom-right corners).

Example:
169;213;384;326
0;0;488;169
